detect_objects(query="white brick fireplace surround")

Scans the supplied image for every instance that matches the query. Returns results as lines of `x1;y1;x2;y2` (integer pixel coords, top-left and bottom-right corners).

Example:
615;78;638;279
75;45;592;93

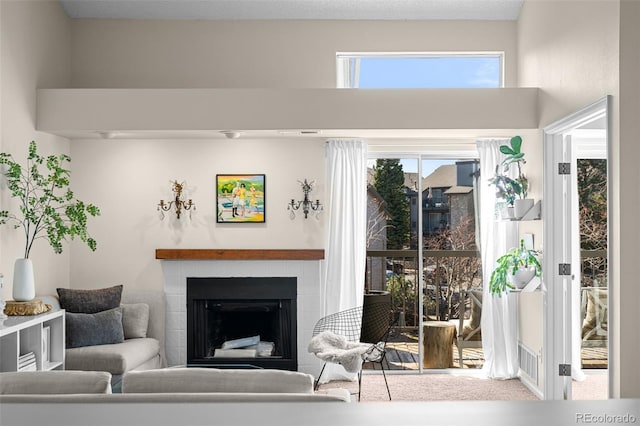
159;250;324;376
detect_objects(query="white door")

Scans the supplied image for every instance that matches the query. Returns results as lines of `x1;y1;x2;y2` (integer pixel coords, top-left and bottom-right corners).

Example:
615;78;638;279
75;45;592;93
543;97;610;400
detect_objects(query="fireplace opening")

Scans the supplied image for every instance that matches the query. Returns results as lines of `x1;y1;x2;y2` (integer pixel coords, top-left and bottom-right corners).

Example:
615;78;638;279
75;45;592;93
187;277;297;370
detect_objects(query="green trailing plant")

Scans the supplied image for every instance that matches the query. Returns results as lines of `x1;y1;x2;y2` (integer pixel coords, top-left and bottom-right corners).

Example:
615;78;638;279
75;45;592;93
489;136;529;206
0;141;100;259
489;239;542;296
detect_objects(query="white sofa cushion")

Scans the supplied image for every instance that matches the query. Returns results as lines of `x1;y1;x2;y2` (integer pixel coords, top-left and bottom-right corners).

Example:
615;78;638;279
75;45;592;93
122;368;314;394
121;303;149;339
66;338;160;375
0;371;112;394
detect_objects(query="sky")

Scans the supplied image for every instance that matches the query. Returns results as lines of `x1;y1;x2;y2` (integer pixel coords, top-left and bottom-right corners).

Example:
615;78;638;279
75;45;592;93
357;56;501;89
403;159;455;178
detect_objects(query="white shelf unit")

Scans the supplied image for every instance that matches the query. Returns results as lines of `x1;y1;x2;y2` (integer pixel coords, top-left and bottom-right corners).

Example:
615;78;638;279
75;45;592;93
0;309;65;372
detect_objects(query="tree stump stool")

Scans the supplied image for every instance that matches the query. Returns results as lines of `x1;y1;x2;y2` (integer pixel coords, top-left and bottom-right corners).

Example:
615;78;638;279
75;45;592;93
423;321;456;368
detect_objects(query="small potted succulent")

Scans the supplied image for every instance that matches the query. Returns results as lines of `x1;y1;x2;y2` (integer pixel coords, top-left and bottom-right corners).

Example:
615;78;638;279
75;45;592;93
489;239;542;296
0;141;100;301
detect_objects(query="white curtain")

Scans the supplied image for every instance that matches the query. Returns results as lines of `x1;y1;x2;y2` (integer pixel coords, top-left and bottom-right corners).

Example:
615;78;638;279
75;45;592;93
319;139;368;383
476;139;520;379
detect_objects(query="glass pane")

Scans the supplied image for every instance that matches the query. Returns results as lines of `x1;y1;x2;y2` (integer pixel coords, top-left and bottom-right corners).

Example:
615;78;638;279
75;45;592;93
366;158;420;370
422;158;483;369
364;157;484;371
577;158;608;370
357;56;501;88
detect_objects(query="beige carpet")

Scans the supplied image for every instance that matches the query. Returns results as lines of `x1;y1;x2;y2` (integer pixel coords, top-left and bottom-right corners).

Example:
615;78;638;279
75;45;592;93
318;373;540;402
572;371;608;400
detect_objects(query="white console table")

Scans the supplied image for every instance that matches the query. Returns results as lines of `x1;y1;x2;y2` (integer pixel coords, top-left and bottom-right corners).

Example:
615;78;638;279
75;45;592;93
0;309;65;372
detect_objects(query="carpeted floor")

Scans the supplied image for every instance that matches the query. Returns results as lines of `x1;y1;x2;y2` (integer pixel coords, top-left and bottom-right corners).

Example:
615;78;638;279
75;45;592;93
319;370;609;402
318;372;540;402
572;371;608;400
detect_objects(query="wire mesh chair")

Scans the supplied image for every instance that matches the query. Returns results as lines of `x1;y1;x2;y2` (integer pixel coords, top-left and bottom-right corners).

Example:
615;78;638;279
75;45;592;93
311;299;393;401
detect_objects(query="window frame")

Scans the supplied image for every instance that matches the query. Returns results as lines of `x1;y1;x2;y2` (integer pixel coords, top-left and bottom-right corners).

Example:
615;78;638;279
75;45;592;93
336;52;505;89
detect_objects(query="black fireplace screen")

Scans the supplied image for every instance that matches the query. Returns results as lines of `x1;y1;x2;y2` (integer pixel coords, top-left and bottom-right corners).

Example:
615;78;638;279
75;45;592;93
187;277;297;370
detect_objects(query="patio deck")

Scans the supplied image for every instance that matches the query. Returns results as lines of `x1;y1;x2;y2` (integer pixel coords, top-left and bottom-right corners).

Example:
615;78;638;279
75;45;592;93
364;329;608;370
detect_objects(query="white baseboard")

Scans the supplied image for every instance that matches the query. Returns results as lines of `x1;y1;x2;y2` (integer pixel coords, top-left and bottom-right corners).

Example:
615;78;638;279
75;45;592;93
519;371;544;399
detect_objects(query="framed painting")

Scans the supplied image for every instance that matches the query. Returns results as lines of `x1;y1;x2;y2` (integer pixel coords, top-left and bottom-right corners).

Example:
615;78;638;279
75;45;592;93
216;174;266;223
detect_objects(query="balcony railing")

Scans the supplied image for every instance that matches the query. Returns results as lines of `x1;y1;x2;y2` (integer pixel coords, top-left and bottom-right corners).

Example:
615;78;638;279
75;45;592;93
365;249;481;324
364;248;607;370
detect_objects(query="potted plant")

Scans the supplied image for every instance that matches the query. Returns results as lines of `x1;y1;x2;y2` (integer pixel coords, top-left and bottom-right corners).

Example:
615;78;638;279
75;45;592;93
489;136;533;219
0;141;100;301
489;239;542;296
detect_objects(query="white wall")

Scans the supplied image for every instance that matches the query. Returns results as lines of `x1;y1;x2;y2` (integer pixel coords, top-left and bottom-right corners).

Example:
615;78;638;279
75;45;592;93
0;0;71;300
70;19;518;88
69;138;325;292
517;0;640;397
618;0;640;399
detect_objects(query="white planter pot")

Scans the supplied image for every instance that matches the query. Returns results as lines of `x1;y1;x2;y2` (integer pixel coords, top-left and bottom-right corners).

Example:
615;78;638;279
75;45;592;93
13;258;35;302
500;205;515;220
513;266;537;289
514;198;534;219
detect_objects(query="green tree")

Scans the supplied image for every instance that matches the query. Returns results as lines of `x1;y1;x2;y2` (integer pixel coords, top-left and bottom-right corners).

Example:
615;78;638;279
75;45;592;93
577;159;607;286
577;159;607;251
373;159;409;249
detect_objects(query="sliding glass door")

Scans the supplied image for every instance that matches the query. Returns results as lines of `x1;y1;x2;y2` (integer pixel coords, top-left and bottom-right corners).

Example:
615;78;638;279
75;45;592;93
364;153;482;372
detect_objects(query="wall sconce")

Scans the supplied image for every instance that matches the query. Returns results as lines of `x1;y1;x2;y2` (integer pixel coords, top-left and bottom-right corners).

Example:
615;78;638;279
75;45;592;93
288;179;323;219
158;180;195;219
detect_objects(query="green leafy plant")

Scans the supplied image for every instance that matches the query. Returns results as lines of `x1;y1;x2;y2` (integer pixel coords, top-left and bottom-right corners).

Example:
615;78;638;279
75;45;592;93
0;141;100;259
489;136;529;205
489;239;542;296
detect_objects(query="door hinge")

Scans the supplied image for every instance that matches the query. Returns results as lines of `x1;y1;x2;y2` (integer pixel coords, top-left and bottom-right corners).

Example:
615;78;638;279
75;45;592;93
558;163;571;175
559;364;571;376
558;263;572;276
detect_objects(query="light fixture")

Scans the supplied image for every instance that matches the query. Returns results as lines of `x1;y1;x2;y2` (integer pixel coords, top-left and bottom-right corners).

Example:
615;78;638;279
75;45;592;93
288;179;323;219
96;131;117;139
158;180;195;219
220;131;241;139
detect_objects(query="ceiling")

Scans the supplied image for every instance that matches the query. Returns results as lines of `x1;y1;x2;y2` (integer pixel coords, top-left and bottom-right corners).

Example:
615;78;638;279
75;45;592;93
59;0;523;21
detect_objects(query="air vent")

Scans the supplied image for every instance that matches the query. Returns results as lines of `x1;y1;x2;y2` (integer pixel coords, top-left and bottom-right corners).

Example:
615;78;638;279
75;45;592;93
518;342;538;383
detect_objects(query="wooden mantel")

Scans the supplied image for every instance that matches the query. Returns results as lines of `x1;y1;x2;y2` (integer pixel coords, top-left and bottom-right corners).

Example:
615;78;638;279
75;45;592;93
155;249;324;261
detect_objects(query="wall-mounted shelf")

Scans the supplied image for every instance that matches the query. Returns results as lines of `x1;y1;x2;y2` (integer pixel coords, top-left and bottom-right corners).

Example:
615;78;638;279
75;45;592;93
512;276;543;293
516;200;542;221
0;309;65;372
500;200;542;222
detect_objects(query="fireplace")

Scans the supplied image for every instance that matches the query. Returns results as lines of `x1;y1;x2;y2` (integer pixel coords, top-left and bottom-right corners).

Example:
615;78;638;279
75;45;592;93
186;277;297;370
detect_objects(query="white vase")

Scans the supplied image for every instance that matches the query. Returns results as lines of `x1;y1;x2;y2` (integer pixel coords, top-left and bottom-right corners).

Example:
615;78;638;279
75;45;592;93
500;205;515;220
13;258;35;302
513;266;536;289
514;198;534;219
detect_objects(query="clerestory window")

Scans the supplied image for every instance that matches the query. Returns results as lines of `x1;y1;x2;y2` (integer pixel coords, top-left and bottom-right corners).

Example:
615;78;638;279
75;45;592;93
336;52;503;89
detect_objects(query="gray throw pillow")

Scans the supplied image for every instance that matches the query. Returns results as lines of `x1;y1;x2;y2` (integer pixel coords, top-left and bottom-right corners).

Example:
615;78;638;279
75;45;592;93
121;303;149;339
57;285;123;314
66;307;125;348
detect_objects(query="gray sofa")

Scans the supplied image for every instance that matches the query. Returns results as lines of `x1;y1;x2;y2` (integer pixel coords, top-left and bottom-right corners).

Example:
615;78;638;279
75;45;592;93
42;290;166;384
0;368;351;403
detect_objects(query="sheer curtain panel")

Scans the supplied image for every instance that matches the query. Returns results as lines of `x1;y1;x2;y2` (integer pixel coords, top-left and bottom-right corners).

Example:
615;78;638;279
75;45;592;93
319;139;368;383
476;139;520;379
